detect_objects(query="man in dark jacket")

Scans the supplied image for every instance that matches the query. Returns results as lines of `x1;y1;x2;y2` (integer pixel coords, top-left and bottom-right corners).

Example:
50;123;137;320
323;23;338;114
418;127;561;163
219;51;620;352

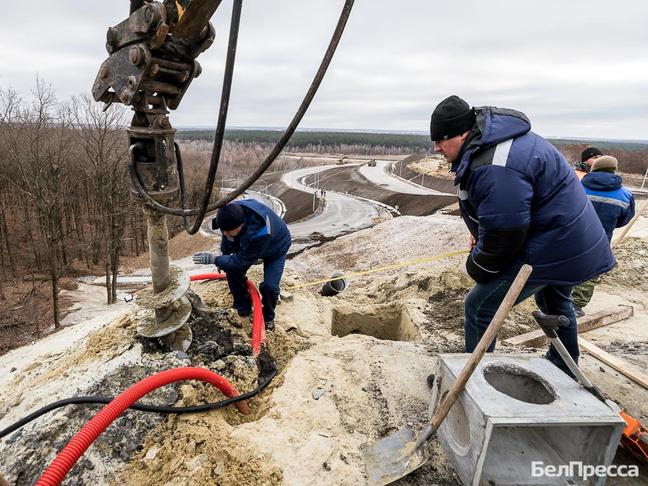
193;200;292;330
430;95;615;374
572;155;635;313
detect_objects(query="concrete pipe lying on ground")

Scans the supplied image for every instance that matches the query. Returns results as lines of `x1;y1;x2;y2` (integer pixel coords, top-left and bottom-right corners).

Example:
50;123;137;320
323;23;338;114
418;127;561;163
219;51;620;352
320;274;347;296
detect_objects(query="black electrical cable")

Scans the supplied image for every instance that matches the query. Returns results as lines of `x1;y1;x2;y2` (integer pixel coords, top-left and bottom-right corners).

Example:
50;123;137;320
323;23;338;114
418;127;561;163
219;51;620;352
206;0;355;210
0;368;276;440
174;142;192;231
130;0;355;221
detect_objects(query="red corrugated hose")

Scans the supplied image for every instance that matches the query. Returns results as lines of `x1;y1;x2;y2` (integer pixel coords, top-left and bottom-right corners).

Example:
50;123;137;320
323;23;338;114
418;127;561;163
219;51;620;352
37;273;267;485
36;367;248;486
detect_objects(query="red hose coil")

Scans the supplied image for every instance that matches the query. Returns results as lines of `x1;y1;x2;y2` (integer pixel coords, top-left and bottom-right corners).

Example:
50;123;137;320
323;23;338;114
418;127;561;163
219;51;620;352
37;273;266;484
36;367;248;486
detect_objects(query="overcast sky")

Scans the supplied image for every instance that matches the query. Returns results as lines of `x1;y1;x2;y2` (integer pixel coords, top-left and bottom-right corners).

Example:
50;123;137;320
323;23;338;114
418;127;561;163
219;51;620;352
2;1;648;139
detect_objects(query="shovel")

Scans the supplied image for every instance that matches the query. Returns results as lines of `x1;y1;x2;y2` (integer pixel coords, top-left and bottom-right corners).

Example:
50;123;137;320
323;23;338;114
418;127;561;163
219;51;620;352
532;311;648;461
531;310;619;410
362;264;533;486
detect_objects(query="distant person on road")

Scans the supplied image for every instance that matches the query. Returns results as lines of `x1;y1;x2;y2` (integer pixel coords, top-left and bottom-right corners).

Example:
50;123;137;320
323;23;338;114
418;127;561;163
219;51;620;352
574;146;603;180
429;95;614;375
193;200;291;331
572;155;635;315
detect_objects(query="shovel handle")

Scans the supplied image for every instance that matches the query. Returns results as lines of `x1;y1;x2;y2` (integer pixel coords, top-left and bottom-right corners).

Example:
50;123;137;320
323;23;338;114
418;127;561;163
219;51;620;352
417;264;533;447
611;198;648;248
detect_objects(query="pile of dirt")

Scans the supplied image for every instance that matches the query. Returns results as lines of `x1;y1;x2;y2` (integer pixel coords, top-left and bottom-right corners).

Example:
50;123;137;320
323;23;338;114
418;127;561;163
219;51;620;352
122;411;284;486
604;236;648;292
2;352;186;485
393;154;457;194
407;156;453;178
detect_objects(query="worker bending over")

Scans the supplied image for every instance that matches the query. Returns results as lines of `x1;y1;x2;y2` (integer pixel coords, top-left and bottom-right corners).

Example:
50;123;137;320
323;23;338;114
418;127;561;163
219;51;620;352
572;155;635;315
430;95;614;375
193;200;291;330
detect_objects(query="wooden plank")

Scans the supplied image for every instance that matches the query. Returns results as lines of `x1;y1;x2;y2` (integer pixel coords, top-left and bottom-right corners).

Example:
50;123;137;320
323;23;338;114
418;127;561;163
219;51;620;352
502;305;634;348
579;338;648;390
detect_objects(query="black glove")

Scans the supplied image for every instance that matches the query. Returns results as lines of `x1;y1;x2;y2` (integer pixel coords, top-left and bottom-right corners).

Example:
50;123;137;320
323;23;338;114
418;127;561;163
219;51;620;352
192;252;217;265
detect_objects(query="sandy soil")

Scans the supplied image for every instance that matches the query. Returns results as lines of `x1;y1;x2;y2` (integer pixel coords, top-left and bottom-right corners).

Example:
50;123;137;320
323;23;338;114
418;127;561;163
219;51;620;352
1;213;647;485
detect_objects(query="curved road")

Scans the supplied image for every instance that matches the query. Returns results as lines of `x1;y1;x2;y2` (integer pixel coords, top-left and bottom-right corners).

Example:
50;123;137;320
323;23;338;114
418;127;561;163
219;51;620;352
281;166;390;244
358;160;452;195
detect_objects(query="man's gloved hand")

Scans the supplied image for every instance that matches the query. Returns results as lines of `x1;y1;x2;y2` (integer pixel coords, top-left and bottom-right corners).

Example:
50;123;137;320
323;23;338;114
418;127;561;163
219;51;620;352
192;252;217;265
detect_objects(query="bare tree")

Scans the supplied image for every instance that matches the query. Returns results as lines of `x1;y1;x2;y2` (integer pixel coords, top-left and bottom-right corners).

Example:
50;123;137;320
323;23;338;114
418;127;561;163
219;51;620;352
0;79;75;329
72;95;129;304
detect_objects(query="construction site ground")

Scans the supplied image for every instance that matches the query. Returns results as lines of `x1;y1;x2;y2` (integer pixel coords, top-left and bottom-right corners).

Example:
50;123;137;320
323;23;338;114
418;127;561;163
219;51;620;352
1;207;647;485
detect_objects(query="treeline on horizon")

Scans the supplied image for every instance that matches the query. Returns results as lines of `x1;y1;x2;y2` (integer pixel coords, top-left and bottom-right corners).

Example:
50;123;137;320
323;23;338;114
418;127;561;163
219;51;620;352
178;129;648;173
178;129;435;151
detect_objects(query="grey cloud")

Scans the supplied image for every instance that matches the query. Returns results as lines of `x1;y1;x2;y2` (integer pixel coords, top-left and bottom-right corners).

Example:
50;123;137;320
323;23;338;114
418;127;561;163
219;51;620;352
2;0;647;139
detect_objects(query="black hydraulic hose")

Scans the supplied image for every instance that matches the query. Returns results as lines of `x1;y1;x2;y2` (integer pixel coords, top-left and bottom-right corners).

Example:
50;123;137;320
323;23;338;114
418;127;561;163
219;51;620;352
174;142;193;232
185;0;242;235
0;368;276;440
129;0;355;218
206;0;355;210
130;0;146;15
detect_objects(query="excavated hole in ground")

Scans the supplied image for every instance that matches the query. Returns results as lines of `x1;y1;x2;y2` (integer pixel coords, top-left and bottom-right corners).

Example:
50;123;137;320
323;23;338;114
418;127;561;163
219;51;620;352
330;303;419;341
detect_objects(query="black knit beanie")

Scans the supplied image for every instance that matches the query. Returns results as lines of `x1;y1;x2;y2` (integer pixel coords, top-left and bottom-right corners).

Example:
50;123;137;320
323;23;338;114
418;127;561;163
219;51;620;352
430;95;476;142
581;147;603;163
214;203;245;231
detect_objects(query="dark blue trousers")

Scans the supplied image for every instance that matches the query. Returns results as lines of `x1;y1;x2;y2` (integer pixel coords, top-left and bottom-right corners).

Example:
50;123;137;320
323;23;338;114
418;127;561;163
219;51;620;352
225;255;286;322
463;279;579;375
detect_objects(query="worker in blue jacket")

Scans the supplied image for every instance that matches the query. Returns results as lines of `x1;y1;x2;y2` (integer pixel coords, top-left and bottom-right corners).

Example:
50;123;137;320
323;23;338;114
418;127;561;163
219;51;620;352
430;95;615;374
572;155;635;314
193;200;291;330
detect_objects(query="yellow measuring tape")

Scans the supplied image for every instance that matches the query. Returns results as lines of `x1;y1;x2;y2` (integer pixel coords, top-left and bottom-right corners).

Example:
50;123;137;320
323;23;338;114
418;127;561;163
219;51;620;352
288;249;468;290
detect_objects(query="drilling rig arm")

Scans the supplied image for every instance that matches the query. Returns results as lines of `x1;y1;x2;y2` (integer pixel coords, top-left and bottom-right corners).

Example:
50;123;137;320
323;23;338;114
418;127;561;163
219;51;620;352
174;0;224;39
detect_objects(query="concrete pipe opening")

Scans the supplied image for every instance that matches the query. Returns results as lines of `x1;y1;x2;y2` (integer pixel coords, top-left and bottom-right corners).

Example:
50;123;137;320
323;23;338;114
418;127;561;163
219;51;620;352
321;274;347;297
330;303;419;341
483;364;556;405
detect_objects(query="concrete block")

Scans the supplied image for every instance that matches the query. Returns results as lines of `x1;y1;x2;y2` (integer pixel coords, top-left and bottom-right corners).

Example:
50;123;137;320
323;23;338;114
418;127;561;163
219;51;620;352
429;354;625;486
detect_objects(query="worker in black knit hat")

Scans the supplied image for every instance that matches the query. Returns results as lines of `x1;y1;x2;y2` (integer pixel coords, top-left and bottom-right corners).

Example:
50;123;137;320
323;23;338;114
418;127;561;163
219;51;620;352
574;146;603;180
192;200;291;331
427;95;614;378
